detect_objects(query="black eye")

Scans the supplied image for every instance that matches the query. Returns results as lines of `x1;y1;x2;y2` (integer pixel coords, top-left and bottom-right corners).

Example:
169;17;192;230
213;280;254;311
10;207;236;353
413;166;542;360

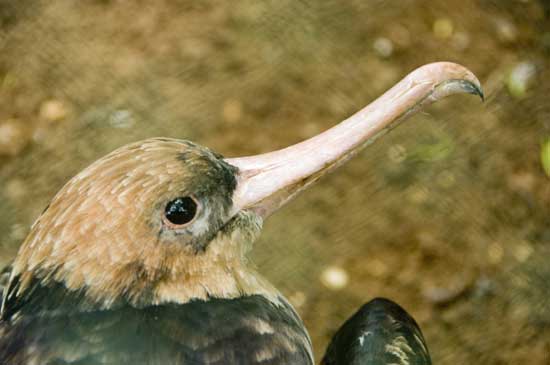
164;197;198;226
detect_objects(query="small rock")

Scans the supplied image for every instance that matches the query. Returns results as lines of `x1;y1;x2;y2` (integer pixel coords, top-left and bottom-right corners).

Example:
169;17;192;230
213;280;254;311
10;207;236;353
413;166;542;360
508;171;536;192
506;62;536;99
320;266;349;290
495;18;518;44
109;109;135;129
373;37;394;58
510;301;531;322
407;187;429;205
487;242;504;265
366;259;389;278
388;24;411;48
5;179;27;200
513;241;533;263
473;276;495;299
433;18;454;40
452;32;470;51
0;119;30;157
39;100;68;122
414;135;455;162
222;99;243;124
423;279;470;306
288;291;307;309
387;144;407;163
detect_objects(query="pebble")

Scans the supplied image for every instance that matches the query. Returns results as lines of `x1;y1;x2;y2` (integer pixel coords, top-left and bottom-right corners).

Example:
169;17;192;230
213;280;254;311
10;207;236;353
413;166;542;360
433;18;454;40
5;179;27;200
487;242;504;265
473;276;495;299
387;144;407;163
495;18;518;44
415;136;454;162
366;259;389;278
423;279;469;306
0;119;30;157
407;187;429;205
513;241;533;263
39;99;68;122
507;171;536;192
506;62;536;99
320;266;349;290
288;291;307;309
222;99;243;124
510;301;531;322
387;24;411;48
109;109;135;129
452;32;470;51
373;37;394;58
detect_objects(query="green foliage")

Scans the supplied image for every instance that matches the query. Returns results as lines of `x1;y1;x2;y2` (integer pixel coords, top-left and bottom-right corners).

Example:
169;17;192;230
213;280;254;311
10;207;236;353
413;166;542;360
541;138;550;178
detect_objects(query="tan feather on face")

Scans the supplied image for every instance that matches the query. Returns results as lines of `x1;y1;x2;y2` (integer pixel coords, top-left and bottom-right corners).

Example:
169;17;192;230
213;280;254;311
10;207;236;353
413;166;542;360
8;138;281;309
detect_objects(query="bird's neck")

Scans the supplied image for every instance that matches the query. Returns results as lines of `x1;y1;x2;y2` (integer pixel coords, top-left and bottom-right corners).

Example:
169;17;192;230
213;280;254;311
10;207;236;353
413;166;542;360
5;216;283;315
146;211;282;306
150;220;283;306
154;265;282;306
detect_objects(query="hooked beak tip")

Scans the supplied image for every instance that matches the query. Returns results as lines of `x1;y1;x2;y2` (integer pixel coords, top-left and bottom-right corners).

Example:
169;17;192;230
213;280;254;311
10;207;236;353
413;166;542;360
462;79;485;101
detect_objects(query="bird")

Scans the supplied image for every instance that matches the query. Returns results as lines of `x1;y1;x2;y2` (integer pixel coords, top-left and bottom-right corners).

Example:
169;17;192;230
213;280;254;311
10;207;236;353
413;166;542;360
0;62;482;364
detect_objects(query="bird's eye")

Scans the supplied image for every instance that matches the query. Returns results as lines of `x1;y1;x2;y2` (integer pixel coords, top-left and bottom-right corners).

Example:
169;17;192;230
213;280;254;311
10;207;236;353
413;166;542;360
164;197;198;226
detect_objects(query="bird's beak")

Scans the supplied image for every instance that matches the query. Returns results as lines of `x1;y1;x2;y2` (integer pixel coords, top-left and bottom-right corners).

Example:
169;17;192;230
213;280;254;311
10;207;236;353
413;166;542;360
225;62;483;219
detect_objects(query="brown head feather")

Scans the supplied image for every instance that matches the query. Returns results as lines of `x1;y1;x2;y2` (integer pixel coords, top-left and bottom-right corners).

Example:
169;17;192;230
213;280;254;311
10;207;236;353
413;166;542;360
5;138;279;310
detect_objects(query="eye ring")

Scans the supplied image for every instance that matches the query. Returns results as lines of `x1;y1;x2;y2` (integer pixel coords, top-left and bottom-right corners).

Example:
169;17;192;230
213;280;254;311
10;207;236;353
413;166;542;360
162;196;200;228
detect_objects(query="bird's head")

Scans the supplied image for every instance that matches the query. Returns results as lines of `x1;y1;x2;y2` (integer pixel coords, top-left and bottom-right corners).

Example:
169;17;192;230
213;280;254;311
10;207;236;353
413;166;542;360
2;62;483;314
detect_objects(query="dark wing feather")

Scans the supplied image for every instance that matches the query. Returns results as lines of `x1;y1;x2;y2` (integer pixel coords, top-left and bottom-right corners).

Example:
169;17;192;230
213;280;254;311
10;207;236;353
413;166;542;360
321;297;432;365
0;286;313;365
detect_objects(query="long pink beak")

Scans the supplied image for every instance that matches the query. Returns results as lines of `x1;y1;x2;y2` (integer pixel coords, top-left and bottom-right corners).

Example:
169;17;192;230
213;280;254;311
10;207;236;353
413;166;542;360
226;62;483;218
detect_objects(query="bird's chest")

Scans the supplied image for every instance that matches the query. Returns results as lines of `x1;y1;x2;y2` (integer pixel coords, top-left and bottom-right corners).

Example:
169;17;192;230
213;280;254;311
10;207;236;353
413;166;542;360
0;295;313;365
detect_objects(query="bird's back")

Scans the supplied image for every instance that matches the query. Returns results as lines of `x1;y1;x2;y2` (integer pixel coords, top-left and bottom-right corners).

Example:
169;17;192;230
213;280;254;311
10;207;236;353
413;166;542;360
0;269;313;365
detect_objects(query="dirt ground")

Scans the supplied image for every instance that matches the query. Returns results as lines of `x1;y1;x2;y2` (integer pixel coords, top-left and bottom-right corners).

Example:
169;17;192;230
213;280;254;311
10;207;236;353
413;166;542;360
0;0;549;363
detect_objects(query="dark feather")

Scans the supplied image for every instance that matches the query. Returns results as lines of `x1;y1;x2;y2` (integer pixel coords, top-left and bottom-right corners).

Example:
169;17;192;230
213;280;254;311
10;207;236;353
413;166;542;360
322;297;431;365
0;278;313;365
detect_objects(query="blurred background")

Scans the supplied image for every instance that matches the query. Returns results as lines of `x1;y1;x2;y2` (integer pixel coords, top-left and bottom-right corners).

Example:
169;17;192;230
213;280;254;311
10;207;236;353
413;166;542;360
0;0;549;363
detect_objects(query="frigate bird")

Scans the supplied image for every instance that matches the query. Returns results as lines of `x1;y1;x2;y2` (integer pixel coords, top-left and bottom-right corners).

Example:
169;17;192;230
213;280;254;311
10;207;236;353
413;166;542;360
0;62;482;364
